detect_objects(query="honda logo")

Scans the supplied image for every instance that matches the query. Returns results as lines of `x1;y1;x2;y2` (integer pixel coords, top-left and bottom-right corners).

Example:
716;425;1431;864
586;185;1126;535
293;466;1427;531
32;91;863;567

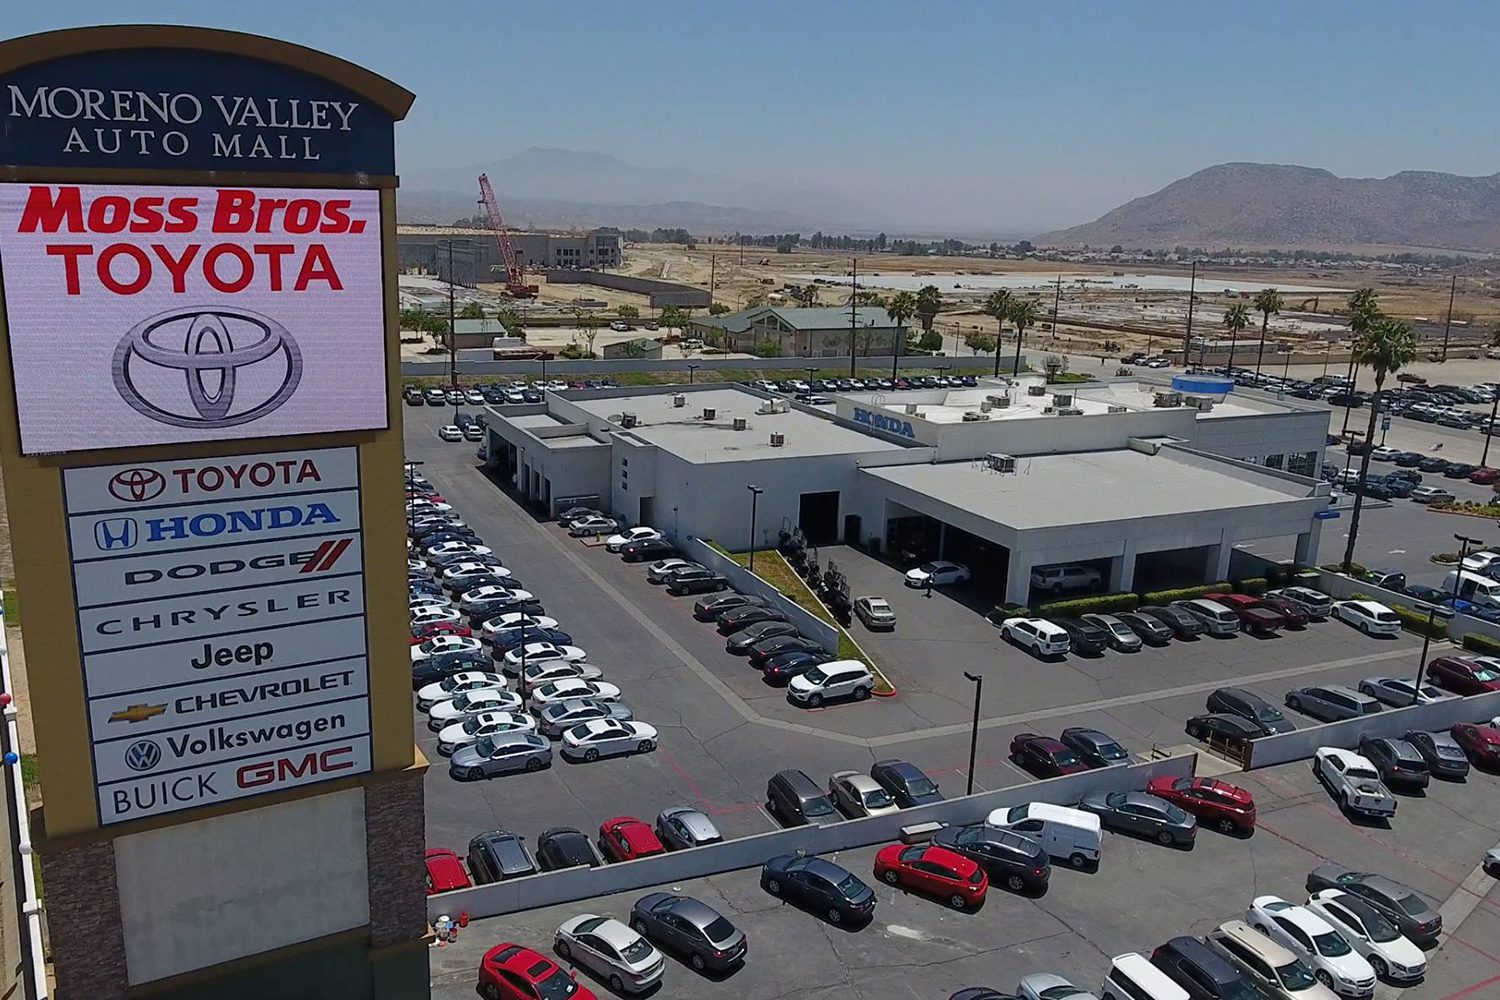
94;517;138;550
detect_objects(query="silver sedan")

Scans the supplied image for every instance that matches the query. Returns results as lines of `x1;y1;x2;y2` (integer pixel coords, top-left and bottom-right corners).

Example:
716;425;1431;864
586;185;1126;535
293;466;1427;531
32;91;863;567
447;732;551;780
554;914;665;995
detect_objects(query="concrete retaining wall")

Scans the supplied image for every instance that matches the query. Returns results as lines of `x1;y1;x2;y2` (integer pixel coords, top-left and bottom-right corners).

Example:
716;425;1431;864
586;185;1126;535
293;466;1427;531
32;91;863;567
427;754;1196;921
400;354;1023;378
687;539;840;655
1313;570;1500;646
543;270;712;308
1246;690;1500;768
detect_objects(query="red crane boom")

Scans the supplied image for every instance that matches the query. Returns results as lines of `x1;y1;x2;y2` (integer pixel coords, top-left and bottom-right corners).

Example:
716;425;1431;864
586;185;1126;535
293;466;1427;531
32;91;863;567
477;172;537;297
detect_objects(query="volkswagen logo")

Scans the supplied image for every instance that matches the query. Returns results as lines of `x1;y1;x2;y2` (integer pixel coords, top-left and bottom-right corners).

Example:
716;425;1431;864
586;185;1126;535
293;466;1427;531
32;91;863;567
111;307;302;429
108;468;166;502
125;739;162;772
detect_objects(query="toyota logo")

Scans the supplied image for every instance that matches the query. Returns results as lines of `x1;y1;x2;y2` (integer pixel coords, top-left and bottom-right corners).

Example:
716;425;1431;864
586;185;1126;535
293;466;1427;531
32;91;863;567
111;307;302;429
108;468;166;502
124;739;162;772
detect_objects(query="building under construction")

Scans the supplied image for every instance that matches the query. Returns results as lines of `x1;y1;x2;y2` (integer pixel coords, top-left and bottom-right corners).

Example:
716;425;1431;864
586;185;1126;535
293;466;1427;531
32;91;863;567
397;225;623;286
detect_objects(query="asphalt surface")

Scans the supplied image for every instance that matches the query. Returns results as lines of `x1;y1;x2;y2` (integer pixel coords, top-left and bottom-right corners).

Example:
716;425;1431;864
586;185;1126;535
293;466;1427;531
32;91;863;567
429;755;1500;1000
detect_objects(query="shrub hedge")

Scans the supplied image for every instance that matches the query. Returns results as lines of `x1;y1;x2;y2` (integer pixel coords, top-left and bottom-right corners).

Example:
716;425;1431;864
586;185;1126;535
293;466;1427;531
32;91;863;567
1139;582;1232;605
1462;632;1500;656
1320;562;1367;576
1234;577;1268;596
1036;593;1140;616
1392;605;1448;639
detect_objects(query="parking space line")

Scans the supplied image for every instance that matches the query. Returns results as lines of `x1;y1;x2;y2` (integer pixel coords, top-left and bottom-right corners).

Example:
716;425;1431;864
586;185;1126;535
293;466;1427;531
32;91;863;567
1438;973;1500;1000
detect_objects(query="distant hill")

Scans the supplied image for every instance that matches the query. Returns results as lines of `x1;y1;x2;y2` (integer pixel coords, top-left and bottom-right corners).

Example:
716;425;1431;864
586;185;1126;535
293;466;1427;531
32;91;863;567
1037;163;1500;252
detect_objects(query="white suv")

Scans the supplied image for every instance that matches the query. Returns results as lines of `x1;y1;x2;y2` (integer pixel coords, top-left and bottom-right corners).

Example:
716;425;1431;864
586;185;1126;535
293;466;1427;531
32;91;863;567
1000;617;1071;657
1332;600;1402;636
1031;564;1103;595
1246;896;1376;997
787;660;874;707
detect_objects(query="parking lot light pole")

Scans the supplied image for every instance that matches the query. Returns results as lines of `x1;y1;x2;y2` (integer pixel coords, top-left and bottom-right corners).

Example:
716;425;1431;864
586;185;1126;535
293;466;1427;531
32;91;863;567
1482;392;1500;468
404;460;425;540
1414;603;1453;692
688;363;699;385
1341;431;1365;481
962;672;983;796
747;486;764;571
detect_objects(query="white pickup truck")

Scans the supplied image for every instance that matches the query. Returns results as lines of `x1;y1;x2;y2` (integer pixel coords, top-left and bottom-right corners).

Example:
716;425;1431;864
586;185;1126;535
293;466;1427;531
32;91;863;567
1315;747;1397;819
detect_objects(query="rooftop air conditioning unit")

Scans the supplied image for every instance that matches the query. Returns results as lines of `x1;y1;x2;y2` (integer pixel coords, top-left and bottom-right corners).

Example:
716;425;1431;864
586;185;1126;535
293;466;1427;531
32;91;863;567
702;407;717;420
732;417;748;431
1196;399;1215;411
961;410;991;422
770;432;786;447
1026;384;1047;397
619;412;638;428
979;399;993;412
986;394;1011;408
987;453;1017;473
1153;391;1182;408
1043;405;1055;414
1058;407;1084;416
1107;404;1129;413
672;394;686;407
1052;393;1074;407
904;403;919;415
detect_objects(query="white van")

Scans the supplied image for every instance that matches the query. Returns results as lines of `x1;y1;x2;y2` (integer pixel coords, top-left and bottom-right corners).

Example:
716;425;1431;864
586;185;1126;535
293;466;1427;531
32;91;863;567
1173;598;1241;636
1103;953;1190;1000
1441;570;1500;609
984;801;1101;868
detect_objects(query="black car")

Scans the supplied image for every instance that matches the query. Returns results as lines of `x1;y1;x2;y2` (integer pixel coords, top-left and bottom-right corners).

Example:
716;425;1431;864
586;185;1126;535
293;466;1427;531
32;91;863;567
725;621;798;653
761;650;826;684
1386;467;1422;483
1381;477;1417;498
665;569;729;596
535;827;602;871
1205;687;1295;735
1184;714;1264;751
488;627;572;654
629;893;746;973
1401;728;1471;780
411;649;491;688
1392;452;1425;468
760;854;876;925
1058;727;1130;768
693;593;764;621
1116;611;1174;645
1055;617;1109;654
417;529;481;548
717;605;790;634
621;538;677;563
466;830;537;884
1358;736;1430;789
1137;604;1207;638
1418;455;1450;472
1151;935;1260;1000
1305;864;1442;944
464;598;545;626
932;824;1050;894
870;758;943;807
1443;462;1478;479
748;634;824;667
1401;584;1447;605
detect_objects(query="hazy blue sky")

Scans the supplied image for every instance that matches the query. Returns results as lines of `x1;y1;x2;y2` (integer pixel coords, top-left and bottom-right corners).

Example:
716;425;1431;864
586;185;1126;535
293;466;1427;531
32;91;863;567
5;1;1494;232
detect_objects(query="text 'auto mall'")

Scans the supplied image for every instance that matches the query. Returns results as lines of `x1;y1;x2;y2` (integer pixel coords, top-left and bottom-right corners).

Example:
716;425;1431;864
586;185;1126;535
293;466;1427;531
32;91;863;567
0;26;427;1000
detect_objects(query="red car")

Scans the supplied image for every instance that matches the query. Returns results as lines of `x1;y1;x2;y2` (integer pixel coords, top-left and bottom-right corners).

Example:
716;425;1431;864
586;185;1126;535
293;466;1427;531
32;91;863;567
410;621;473;644
424;848;471;895
1470;468;1500;485
1205;593;1287;633
477;942;595;1000
1009;734;1090;778
1251;597;1308;628
1451;722;1500;767
1427;656;1500;696
597;817;665;862
874;844;988;909
1147;775;1256;834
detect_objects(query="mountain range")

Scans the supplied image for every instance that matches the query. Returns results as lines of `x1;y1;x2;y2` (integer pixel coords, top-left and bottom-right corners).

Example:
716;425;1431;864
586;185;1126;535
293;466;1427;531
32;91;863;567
1037;163;1500;252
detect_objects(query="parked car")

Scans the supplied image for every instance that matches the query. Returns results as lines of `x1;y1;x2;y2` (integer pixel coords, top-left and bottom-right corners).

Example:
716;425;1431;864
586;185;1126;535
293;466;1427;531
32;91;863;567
767;768;841;827
1315;747;1397;819
598;817;665;863
628;893;746;973
553;915;665;995
904;560;971;587
874;843;989;909
725;620;799;653
760;650;827;684
788;659;875;707
760;854;877;925
448;732;553;780
1425;655;1500;695
1451;721;1500;768
1356;675;1453;707
1185;714;1266;753
1115;610;1174;644
932;824;1051;894
1244;896;1377;997
1286;685;1381;723
870;758;944;806
999;616;1071;657
1137;604;1207;638
424;848;471;895
1010;733;1090;778
1173;597;1247;637
1017;974;1099;1000
604;526;662;552
645;558;702;583
427;688;524;729
1150;935;1262;1000
1059;727;1130;768
1253;596;1310;628
664;568;728;595
1205;592;1290;634
1148;776;1256;834
1080;789;1196;847
1081;613;1144;651
477;942;596;1000
1356;736;1430;789
854;596;897;630
467;830;537;884
1356;570;1406;592
560;719;658;762
654;807;723;850
747;634;824;667
1410;485;1456;504
1055;616;1111;654
568;515;619;537
1305;889;1427;985
1030;564;1104;594
717;605;790;634
693;593;763;620
827;770;900;818
435;710;536;756
621;538;677;563
536;827;603;871
1304;866;1442;945
1207;687;1295;735
1400;728;1471;780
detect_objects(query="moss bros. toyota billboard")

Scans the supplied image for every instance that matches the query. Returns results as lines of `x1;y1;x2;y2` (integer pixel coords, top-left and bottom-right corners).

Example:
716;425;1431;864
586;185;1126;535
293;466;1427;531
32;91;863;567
0;182;387;454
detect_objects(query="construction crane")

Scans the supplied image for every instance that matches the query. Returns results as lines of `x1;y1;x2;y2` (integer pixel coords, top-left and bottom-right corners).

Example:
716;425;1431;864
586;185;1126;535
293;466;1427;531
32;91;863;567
477;173;538;298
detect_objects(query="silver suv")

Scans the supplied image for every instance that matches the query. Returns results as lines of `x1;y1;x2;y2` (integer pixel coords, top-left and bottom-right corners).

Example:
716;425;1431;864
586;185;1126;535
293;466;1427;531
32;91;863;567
1030;564;1103;595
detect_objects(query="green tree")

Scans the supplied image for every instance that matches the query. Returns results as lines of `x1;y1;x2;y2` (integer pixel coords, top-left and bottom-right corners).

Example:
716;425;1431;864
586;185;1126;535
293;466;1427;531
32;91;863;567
659;305;688;334
495;306;525;341
458;302;486;320
1340;288;1382;431
708;302;731;316
791;284;818;307
752;338;782;358
1008;298;1041;374
981;290;1013;375
617;305;640;319
964;331;997;355
1252;287;1284;375
1342;318;1418;573
620;339;650;358
914;284;942;334
853;290;887;307
885;291;916;335
1222;302;1250;371
917;329;943;352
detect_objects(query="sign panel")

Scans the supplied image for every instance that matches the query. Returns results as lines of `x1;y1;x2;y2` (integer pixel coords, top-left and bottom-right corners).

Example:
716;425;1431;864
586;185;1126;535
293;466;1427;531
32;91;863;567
63;446;371;825
0;182;388;455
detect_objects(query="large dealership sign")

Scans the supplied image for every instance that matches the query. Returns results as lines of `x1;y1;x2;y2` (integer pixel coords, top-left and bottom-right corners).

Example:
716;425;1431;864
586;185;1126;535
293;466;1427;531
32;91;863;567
63;446;371;824
0;183;387;455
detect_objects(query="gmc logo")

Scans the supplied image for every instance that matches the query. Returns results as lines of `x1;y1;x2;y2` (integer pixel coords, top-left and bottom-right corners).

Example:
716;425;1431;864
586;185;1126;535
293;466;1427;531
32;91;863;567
235;746;356;788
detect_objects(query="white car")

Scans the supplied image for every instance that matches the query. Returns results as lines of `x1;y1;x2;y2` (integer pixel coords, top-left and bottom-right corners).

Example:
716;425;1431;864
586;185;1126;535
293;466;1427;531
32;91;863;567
458;586;533;610
554;914;665;995
416;671;508;711
1332;600;1402;636
500;642;587;671
424;540;494;561
560;719;659;761
480;614;560;639
518;660;605;688
406;499;453;514
1314;747;1397;820
407;558;432;576
408;594;450;610
1368;446;1402;461
410;635;483;662
1000;617;1071;657
1306;889;1426;984
1018;973;1099;1000
904;560;971;588
568;515;618;537
604;526;662;552
465;389;485;404
1246;896;1377;997
411;606;462;627
426;687;523;729
1460;550;1500;576
646;558;701;582
1356;675;1454;708
437;424;463;442
529;679;622;709
787;659;874;707
435;710;536;756
441;562;513;587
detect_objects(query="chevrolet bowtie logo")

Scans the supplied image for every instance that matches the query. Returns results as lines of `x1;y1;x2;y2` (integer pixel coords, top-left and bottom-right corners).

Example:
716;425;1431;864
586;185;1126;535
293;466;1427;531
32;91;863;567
109;703;167;724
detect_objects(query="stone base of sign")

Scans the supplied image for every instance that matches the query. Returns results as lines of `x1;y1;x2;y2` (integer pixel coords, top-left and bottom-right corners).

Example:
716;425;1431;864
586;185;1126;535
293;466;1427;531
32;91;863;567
42;837;130;998
365;764;429;949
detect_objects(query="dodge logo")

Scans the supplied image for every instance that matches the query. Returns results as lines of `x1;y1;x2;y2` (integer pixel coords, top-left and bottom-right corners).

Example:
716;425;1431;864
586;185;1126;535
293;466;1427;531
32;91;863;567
111;306;302;429
108;468;166;502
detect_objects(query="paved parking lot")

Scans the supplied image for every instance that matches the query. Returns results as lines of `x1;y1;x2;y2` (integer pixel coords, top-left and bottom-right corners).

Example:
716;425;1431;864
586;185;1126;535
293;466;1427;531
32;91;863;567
429;756;1500;1000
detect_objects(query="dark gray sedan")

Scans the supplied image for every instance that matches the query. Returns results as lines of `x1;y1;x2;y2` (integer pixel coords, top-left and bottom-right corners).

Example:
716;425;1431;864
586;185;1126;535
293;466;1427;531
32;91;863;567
1401;728;1471;779
629;893;746;973
693;593;763;621
725;620;799;653
1305;864;1442;944
448;732;552;780
1079;790;1197;847
1060;727;1130;767
1116;611;1174;645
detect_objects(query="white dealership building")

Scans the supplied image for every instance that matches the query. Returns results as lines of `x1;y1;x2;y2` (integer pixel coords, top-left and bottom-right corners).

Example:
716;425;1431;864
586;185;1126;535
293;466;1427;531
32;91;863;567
482;376;1333;604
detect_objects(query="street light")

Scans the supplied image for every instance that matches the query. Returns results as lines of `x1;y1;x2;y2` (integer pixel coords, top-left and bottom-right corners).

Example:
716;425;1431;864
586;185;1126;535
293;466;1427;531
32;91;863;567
1340;431;1365;481
962;671;983;796
746;485;764;571
1482;391;1500;468
688;363;700;385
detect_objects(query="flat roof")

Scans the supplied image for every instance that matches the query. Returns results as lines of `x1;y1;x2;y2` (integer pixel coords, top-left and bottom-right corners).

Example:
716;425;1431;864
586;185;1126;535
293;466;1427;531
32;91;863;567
1076;381;1311;420
508;412;574;429
567;387;908;463
863;448;1312;530
848;376;1137;424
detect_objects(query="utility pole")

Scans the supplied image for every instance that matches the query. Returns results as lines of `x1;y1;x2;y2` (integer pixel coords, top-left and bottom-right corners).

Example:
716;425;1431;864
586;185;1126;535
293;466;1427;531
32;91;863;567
962;672;982;796
1183;260;1197;367
1483;391;1500;468
708;254;716;309
849;257;858;377
446;240;458;389
1440;274;1457;363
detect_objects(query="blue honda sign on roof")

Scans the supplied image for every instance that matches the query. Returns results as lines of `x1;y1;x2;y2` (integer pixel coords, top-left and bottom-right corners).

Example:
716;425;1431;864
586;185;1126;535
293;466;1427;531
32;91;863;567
1314;509;1340;520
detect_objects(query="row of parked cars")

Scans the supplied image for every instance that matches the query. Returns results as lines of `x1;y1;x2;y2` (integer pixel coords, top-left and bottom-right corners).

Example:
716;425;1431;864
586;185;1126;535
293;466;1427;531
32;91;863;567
747;372;983;399
404;378;620;409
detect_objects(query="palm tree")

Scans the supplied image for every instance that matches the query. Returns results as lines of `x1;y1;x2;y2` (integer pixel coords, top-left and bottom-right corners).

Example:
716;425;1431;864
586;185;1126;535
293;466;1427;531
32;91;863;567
886;291;917;378
1341;318;1417;573
1222;302;1250;372
1008;298;1041;376
914;284;942;336
982;290;1013;376
1252;287;1284;375
1341;288;1381;434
